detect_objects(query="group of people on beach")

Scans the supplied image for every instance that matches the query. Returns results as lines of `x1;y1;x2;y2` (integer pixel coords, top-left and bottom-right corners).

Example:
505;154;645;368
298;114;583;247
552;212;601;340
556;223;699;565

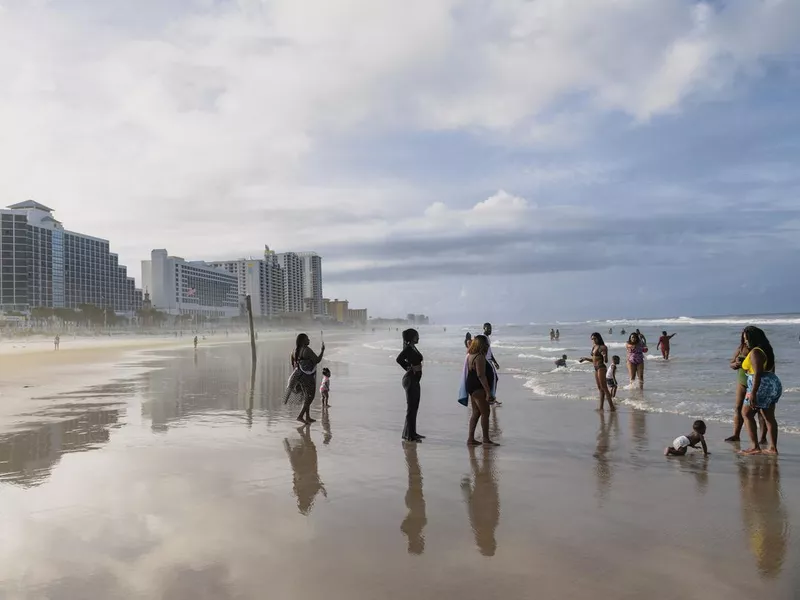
282;322;783;457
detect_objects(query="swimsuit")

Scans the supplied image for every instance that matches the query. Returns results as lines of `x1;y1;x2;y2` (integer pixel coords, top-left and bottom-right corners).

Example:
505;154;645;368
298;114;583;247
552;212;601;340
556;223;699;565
742;347;782;409
736;353;748;387
466;356;496;395
627;343;644;365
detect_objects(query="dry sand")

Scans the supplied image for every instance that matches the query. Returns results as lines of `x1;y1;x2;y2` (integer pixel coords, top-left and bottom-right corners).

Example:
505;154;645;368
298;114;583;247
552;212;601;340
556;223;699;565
0;337;798;599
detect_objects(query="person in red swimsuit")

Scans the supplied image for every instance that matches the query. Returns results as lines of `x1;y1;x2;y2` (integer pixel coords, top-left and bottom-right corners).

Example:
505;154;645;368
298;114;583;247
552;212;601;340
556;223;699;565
657;331;677;360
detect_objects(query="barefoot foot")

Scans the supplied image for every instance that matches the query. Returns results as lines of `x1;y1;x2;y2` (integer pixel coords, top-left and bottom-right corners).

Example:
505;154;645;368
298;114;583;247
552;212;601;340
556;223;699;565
724;436;740;442
483;440;500;446
305;418;316;424
763;448;779;455
738;448;762;456
467;440;481;446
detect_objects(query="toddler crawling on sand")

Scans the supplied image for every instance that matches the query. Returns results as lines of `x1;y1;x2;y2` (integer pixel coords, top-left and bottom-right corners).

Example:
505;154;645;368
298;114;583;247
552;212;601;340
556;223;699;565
665;420;708;456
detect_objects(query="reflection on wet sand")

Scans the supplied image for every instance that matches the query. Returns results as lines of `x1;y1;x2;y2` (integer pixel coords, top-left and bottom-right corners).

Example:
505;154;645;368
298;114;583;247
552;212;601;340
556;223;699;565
630;407;647;452
0;406;119;486
142;346;291;431
284;425;326;515
401;442;427;554
461;445;499;557
321;407;332;445
593;410;618;503
738;460;789;579
676;454;710;495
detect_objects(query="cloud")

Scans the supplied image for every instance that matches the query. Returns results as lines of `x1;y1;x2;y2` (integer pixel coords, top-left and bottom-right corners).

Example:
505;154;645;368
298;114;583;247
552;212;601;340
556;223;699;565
0;0;799;318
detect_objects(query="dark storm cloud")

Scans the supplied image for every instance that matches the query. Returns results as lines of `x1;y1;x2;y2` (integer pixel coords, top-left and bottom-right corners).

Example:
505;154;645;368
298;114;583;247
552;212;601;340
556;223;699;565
321;206;800;283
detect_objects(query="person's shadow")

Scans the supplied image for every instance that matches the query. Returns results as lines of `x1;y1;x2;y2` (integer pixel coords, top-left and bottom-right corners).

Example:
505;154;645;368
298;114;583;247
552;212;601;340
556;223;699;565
400;442;427;554
461;445;500;557
738;460;789;578
284;425;326;515
593;410;618;504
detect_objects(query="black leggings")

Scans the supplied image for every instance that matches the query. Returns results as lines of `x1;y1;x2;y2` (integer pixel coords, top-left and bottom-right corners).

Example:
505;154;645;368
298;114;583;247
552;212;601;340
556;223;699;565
403;374;421;439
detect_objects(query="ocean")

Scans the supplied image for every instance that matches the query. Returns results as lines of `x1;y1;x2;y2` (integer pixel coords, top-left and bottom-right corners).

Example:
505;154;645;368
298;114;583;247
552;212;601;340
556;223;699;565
345;314;800;435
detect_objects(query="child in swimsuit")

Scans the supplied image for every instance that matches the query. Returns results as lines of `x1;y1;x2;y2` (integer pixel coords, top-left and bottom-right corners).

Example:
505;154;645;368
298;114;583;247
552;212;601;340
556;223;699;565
665;420;708;456
606;355;619;398
320;367;331;408
554;355;568;368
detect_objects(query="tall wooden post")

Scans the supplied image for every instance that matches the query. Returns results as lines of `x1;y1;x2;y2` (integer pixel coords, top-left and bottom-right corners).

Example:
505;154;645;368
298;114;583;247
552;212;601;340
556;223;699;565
245;295;257;367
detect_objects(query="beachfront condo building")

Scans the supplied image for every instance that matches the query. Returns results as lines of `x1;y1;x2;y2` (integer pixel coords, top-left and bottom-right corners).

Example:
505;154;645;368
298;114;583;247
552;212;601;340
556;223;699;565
297;251;324;316
276;251;304;313
209;247;285;318
1;201;140;314
141;249;240;319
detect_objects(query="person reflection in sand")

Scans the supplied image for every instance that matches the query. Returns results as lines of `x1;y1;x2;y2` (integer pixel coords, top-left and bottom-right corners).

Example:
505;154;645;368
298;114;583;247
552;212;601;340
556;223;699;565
738;460;789;578
461;445;500;557
284;425;326;515
321;407;332;445
593;410;618;503
401;442;427;554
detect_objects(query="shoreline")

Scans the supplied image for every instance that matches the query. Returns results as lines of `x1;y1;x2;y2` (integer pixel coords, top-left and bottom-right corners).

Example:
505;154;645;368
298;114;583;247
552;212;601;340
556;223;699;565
0;336;798;598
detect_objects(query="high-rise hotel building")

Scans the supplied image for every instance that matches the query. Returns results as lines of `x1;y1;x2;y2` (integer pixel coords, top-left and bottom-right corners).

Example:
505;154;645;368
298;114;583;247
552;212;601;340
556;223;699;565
1;201;140;314
276;252;304;313
297;252;323;316
209;246;285;318
141;249;240;319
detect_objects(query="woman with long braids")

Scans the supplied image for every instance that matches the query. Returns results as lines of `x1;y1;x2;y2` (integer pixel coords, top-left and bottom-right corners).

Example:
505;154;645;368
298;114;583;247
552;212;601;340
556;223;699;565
284;333;325;424
579;332;615;411
396;328;424;442
739;326;782;456
726;331;767;443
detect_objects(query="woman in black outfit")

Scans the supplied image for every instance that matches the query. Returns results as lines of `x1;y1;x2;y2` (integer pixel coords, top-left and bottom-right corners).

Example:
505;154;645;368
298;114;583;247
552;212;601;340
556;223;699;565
396;328;424;442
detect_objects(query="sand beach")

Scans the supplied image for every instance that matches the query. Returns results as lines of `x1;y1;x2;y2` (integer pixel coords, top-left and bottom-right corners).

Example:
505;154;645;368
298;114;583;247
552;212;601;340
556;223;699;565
0;330;798;599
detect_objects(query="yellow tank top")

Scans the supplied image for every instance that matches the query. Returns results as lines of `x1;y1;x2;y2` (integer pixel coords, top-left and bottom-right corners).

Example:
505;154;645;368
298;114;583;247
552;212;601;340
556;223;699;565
742;347;769;375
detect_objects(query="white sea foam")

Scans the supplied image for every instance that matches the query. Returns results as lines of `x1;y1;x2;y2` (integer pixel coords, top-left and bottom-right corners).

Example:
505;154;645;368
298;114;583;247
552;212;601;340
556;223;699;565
601;315;800;326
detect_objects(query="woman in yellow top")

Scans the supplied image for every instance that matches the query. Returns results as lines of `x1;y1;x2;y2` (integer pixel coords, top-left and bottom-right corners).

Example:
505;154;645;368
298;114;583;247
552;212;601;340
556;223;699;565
740;326;782;456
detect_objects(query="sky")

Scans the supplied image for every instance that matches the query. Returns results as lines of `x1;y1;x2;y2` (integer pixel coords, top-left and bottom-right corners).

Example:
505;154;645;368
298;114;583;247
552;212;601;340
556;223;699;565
1;0;799;322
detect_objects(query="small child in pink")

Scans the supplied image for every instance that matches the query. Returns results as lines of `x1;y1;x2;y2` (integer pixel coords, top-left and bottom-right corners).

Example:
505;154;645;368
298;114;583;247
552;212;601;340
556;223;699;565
320;367;331;408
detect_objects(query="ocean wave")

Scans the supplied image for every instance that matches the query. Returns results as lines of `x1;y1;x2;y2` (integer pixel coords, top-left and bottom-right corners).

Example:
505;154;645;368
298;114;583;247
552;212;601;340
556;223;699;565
600;315;800;327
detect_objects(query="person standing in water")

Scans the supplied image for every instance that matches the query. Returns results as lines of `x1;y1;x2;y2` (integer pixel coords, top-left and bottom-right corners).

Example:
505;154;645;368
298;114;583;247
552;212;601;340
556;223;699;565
579;333;615;411
483;323;501;405
657;331;677;360
285;333;325;424
396;329;424;442
193;335;198;350
726;332;766;443
464;332;473;351
626;332;645;389
53;335;60;351
739;326;782;456
549;329;556;341
555;329;560;341
465;335;498;446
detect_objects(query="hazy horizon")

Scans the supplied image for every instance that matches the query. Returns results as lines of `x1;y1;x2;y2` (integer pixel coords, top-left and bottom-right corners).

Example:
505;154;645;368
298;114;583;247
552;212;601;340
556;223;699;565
2;0;799;322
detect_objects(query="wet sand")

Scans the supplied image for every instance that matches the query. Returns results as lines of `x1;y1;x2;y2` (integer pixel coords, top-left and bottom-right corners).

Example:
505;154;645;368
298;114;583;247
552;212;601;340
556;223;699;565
1;339;799;599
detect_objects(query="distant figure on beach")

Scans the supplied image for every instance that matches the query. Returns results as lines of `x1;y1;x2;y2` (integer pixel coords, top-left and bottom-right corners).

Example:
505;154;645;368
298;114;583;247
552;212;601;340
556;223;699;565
549;329;555;341
626;332;645;389
464;335;499;446
555;329;560;341
607;355;620;398
665;420;708;456
554;355;568;368
726;331;767;443
320;367;331;408
739;326;782;456
53;335;60;351
579;333;615;411
193;336;198;350
285;333;326;424
483;323;501;405
396;329;424;442
620;328;626;336
657;331;676;360
608;328;613;335
464;332;472;351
